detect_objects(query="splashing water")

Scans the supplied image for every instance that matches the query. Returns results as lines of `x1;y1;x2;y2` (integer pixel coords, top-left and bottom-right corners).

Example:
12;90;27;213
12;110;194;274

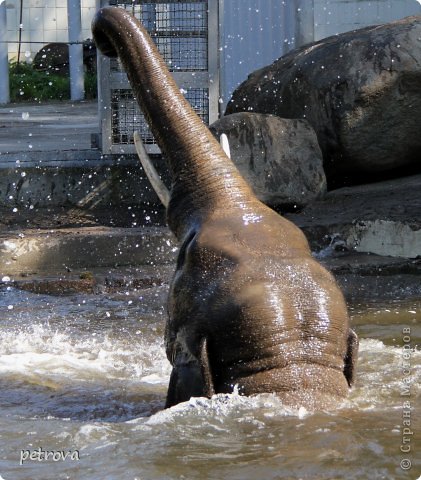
0;283;419;479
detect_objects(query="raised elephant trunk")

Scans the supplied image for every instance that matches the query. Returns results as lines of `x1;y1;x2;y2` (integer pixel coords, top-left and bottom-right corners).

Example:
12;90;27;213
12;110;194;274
92;7;358;410
92;7;253;238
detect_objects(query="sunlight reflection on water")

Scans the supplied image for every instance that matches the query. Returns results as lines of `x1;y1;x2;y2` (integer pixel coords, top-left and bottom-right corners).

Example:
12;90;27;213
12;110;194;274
0;284;419;479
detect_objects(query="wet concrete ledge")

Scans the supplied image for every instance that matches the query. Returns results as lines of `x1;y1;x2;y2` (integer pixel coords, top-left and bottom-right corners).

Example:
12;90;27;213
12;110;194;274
0;226;177;277
0;153;167;208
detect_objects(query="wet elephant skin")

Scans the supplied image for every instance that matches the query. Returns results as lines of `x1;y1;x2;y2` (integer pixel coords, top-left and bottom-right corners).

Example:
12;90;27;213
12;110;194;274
92;7;358;409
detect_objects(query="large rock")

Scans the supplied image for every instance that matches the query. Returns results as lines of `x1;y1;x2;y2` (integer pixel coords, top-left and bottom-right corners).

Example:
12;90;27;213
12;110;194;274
210;112;326;209
226;16;421;184
33;41;97;75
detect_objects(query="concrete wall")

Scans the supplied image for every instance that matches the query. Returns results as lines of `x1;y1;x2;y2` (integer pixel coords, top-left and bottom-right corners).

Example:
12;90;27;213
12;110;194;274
5;0;96;61
314;0;421;40
220;0;421;108
4;0;421;98
219;0;287;109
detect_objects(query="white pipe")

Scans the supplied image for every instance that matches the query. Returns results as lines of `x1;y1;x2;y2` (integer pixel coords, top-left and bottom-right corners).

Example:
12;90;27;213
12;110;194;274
0;0;10;104
67;0;84;101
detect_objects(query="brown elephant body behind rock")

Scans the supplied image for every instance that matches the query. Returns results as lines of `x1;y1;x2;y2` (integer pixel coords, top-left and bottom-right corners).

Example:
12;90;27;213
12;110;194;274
92;7;358;410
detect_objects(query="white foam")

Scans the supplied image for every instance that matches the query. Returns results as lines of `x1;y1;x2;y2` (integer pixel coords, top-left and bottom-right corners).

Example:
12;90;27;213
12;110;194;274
146;391;309;427
0;323;171;384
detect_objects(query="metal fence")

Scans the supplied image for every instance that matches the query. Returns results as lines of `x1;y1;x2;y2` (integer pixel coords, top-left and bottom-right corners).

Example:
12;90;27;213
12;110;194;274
98;0;219;154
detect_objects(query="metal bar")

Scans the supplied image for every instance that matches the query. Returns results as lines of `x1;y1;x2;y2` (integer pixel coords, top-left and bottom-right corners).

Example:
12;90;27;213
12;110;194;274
208;0;219;124
99;55;113;153
67;0;85;100
0;0;10;105
146;30;207;37
99;0;218;155
110;71;210;89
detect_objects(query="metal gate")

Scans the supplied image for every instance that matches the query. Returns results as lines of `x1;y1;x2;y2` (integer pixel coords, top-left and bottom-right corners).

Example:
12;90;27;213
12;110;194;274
98;0;219;154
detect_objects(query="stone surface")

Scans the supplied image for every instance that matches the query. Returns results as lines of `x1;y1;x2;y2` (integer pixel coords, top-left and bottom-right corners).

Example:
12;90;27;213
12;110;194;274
286;173;421;259
0;164;164;209
33;41;97;75
227;15;421;184
346;220;421;258
210;112;326;208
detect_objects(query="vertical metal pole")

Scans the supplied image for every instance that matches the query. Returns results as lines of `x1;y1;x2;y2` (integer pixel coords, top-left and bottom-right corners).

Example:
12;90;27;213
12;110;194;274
96;0;112;153
208;0;219;123
217;0;225;115
67;0;84;101
295;0;314;47
0;0;10;104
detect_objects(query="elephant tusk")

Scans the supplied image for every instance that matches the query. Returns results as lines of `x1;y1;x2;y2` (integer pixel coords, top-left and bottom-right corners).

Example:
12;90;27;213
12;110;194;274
134;130;230;207
220;133;231;159
134;131;170;208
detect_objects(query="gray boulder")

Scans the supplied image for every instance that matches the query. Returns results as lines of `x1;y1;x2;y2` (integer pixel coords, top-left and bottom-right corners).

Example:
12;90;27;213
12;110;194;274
226;16;421;183
210;112;326;209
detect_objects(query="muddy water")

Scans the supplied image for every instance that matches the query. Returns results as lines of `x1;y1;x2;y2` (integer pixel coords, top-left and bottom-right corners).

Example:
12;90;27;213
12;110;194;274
0;280;420;480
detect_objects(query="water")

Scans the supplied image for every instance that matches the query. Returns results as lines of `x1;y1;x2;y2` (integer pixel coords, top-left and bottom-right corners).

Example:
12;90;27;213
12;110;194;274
0;280;420;480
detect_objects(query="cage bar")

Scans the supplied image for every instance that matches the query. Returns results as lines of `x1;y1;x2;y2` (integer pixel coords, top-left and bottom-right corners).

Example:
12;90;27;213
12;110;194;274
98;0;219;154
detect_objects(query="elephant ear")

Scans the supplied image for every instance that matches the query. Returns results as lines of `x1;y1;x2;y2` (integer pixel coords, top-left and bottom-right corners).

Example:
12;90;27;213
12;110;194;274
165;337;215;408
344;329;359;387
199;338;215;398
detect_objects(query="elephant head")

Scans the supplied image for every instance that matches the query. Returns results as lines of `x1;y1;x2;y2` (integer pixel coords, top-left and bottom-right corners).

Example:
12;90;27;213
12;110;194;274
92;7;358;410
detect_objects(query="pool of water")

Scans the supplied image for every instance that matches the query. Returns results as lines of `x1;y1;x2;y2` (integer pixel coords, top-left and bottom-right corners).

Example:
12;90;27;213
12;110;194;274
0;279;420;480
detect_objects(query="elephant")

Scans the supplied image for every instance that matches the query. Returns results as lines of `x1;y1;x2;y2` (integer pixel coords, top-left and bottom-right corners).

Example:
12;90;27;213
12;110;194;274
92;7;358;410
